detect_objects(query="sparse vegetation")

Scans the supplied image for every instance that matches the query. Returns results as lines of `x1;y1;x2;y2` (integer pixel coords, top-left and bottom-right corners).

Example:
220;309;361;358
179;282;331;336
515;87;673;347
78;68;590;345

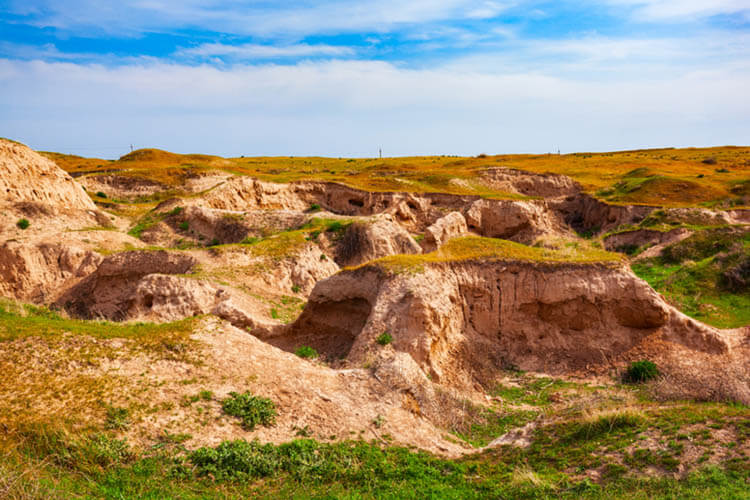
294;345;318;359
624;361;660;384
376;332;393;345
16;218;29;229
361;236;623;273
221;391;277;430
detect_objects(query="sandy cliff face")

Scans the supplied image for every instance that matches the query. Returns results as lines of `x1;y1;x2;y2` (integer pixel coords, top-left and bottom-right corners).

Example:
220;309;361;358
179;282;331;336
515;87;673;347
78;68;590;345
276;259;742;398
0;139;96;212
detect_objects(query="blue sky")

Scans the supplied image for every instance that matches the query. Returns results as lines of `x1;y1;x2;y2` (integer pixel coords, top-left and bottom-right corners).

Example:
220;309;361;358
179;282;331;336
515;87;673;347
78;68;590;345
0;1;748;158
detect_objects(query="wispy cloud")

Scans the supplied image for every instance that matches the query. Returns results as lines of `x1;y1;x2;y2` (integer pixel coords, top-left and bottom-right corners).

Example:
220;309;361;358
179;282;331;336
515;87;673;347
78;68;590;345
2;0;515;37
176;42;355;60
607;0;750;21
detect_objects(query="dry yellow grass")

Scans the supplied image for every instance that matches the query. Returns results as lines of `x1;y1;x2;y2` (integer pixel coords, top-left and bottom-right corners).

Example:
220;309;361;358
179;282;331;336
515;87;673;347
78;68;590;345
43;146;750;207
351;236;624;274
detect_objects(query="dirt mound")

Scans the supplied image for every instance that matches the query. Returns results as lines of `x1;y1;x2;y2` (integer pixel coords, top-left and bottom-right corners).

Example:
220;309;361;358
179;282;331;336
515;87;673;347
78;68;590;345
276;257;739;399
482;168;581;198
466;199;568;243
0;241;102;303
79;174;167;199
603;228;692;256
423;212;468;252
57;250;197;320
0;139;95;211
335;215;421;267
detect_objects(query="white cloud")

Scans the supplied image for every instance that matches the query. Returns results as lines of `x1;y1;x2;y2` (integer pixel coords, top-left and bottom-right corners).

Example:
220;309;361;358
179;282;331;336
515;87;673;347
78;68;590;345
1;54;747;158
607;0;750;21
4;0;517;37
176;42;355;59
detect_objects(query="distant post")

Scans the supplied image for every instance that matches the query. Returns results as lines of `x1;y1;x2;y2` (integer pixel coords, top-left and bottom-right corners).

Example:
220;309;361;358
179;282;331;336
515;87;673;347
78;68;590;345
379;148;382;159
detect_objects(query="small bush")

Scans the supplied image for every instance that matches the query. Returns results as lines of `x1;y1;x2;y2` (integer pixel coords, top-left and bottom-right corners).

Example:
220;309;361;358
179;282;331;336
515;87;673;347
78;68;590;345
295;346;318;359
104;405;130;430
221;392;276;430
16;218;29;230
242;236;261;245
270;308;279;319
308;203;322;212
169;206;183;216
95;191;107;198
208;238;220;247
291;284;301;294
376;332;393;345
178;221;189;231
624;360;659;383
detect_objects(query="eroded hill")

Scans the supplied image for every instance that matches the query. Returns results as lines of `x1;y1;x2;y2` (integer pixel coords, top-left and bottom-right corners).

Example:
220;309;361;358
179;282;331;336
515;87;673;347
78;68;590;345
1;138;748;498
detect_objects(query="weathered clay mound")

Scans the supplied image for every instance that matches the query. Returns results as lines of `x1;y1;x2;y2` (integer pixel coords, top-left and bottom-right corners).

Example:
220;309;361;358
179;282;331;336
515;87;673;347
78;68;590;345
482;168;581;198
79;174;168;199
0;241;102;303
465;199;568;243
276;256;739;399
335;215;421;267
551;193;653;235
57;250;197;320
422;212;468;252
0;139;95;211
195;176;571;243
603;227;692;254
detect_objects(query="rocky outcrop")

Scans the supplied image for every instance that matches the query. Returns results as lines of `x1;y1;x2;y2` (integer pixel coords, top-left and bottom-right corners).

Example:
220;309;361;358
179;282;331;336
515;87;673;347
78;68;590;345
277;259;733;394
0;139;95;211
422;212;468;252
128;274;277;332
335;215;421;267
465;199;567;243
550;193;653;234
603;228;692;254
56;250;197;320
482;168;581;198
0;241;102;302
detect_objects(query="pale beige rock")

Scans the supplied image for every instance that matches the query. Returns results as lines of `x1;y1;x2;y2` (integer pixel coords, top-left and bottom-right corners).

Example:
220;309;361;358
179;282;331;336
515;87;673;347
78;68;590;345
0;139;95;211
278;260;741;400
423;211;468;252
0;241;102;303
335;215;421;267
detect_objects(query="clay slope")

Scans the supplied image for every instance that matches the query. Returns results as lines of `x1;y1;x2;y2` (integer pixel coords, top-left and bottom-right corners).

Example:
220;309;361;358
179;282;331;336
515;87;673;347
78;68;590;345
273;255;748;402
0;139;95;211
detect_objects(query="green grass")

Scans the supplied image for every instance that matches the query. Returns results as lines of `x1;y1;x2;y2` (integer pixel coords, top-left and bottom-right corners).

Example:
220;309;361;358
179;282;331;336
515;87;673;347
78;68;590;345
631;227;750;328
376;332;393;345
4;401;748;499
0;300;196;343
221;392;277;431
294;345;319;359
357;236;623;273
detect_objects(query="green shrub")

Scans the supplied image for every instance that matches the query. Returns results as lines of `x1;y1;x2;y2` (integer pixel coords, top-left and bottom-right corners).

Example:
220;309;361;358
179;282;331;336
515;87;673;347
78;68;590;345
242;236;261;245
169;206;183;216
221;392;277;430
291;284;301;293
95;191;107;198
376;332;393;345
624;360;659;383
104;405;130;430
308;203;321;212
16;218;29;230
178;221;189;231
295;346;318;359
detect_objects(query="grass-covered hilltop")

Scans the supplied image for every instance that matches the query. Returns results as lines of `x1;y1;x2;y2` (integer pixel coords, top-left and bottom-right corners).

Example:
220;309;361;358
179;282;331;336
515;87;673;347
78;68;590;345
1;138;748;499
